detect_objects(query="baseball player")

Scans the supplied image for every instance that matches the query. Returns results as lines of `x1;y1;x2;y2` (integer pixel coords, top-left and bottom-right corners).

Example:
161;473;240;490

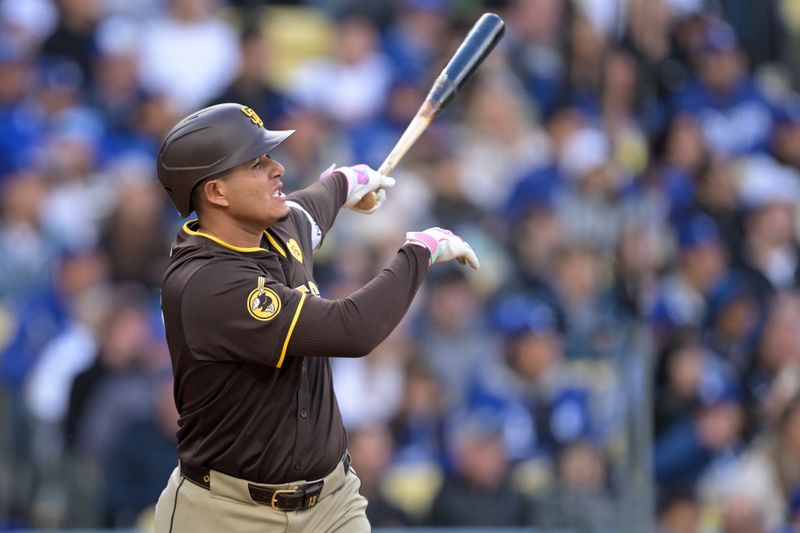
153;103;479;532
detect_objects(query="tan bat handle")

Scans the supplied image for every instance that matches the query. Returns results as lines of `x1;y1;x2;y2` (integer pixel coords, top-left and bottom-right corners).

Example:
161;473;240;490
353;111;434;211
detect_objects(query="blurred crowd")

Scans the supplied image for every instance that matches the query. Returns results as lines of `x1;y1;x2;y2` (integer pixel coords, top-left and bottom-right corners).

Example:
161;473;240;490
2;0;800;531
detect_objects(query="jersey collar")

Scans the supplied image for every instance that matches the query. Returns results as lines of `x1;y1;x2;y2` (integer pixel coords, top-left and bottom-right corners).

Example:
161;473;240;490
182;220;286;257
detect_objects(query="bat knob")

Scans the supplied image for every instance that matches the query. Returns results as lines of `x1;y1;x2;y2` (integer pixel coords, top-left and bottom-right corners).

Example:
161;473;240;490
354;191;378;212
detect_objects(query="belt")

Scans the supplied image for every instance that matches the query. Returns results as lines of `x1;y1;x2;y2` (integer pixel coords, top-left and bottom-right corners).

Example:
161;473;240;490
180;454;350;511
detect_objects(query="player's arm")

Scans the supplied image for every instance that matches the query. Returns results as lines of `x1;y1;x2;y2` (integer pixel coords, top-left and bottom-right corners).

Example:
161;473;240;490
181;247;425;367
286;244;427;358
180;229;477;367
287;228;479;358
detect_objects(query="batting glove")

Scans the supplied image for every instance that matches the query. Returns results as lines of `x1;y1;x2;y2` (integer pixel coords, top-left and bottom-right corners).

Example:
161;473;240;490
320;163;396;214
405;227;480;270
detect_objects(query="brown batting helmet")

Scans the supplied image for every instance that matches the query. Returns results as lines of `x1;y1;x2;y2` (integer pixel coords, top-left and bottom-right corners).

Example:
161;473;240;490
157;103;293;217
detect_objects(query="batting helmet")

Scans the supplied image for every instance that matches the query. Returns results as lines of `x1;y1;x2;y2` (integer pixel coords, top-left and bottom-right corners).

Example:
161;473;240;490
157;103;294;217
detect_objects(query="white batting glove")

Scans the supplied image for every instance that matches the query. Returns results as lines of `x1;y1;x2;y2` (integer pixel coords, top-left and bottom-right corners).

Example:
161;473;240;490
404;227;480;270
320;163;396;214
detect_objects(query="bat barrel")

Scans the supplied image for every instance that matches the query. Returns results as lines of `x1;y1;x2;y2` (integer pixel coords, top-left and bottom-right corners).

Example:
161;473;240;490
354;13;505;213
428;13;505;111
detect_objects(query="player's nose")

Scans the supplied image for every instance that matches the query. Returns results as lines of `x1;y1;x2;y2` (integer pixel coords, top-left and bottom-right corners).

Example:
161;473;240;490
269;158;285;179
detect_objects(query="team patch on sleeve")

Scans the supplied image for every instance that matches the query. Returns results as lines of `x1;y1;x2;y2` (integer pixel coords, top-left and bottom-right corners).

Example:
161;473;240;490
247;276;281;321
287;238;303;264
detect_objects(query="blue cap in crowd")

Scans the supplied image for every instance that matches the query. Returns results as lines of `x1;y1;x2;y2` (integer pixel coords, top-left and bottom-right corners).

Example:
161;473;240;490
549;387;593;445
504;169;562;222
698;361;741;407
705;272;757;327
450;407;506;442
490;294;558;338
37;57;83;90
676;213;721;251
701;19;738;54
48;108;104;148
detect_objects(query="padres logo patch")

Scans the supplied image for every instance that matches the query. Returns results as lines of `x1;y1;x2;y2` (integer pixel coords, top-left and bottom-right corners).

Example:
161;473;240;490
247;276;281;321
287;238;303;264
241;105;264;128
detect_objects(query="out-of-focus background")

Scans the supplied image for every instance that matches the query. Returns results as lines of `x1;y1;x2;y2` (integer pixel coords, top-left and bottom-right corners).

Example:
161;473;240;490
1;0;800;531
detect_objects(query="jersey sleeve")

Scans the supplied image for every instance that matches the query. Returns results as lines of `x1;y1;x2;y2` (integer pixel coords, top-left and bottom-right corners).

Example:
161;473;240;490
285;172;347;247
286;245;431;358
181;261;308;368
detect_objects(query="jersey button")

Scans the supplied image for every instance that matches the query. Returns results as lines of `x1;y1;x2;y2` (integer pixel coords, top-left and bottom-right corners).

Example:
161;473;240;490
300;408;309;418
294;463;301;471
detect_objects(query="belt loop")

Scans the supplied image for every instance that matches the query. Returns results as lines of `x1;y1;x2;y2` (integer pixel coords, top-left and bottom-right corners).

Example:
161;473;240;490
209;468;258;504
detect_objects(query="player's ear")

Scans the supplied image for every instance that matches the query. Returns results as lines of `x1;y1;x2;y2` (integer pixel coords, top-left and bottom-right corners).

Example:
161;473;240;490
202;178;230;209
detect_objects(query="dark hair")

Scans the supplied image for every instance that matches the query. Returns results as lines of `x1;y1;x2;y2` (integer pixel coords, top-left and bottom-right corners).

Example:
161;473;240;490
656;485;698;516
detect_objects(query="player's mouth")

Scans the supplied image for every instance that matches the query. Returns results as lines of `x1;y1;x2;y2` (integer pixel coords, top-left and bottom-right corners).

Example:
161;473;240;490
271;184;286;201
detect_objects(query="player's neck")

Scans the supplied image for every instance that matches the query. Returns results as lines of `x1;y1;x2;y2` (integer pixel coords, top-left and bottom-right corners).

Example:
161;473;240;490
197;214;264;250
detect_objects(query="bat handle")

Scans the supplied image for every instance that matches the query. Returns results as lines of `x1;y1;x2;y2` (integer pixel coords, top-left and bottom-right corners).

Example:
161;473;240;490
354;191;378;211
352;159;396;212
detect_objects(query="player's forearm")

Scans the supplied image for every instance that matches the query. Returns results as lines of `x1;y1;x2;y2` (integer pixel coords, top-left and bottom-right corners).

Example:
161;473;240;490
286;172;347;234
287;245;430;357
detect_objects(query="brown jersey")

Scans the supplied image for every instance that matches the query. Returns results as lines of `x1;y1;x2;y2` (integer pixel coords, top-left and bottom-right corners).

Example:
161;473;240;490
160;174;430;483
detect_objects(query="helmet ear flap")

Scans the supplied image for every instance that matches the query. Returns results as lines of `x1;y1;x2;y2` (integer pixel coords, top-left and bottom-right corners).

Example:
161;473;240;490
156;103;293;217
188;178;209;216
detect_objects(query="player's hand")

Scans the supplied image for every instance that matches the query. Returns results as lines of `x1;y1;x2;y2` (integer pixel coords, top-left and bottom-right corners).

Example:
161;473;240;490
320;164;396;214
404;227;480;270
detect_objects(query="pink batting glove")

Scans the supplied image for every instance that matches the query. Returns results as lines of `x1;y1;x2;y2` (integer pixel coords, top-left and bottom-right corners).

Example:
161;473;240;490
320;163;396;214
404;227;480;269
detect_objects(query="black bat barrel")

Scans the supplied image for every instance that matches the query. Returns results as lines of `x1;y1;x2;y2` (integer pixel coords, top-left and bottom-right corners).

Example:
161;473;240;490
427;13;505;112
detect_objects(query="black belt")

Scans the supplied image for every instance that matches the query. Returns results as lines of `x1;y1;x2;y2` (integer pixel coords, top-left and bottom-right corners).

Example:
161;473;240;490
180;454;350;511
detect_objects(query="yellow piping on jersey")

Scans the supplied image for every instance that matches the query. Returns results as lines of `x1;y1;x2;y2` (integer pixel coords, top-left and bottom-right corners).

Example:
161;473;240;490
183;221;266;253
264;231;287;258
277;292;307;368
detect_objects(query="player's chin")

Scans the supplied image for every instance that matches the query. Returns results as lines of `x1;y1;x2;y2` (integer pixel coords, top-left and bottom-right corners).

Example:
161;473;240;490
267;203;291;224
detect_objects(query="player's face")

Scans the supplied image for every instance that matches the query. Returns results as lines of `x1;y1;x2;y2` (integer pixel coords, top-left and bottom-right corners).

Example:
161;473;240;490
224;154;289;227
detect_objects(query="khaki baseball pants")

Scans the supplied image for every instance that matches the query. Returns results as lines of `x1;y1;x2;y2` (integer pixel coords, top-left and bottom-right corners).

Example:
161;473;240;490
153;459;369;533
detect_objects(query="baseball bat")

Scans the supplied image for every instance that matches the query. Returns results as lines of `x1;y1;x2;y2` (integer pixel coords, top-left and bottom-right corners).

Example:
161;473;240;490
355;12;505;211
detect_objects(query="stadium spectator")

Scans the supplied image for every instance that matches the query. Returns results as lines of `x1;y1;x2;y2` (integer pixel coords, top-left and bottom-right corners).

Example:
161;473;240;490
388;359;448;468
505;0;565;118
535;439;618;529
137;0;240;112
735;156;800;296
674;18;777;156
771;96;800;170
40;0;100;84
100;371;177;527
426;408;535;526
456;75;549;211
656;487;701;533
654;361;745;490
209;25;287;123
650;213;728;346
288;13;392;125
415;266;494;405
347;424;411;528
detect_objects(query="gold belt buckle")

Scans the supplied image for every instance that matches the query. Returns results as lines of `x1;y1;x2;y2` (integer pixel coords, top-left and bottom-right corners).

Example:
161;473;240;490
271;488;299;510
